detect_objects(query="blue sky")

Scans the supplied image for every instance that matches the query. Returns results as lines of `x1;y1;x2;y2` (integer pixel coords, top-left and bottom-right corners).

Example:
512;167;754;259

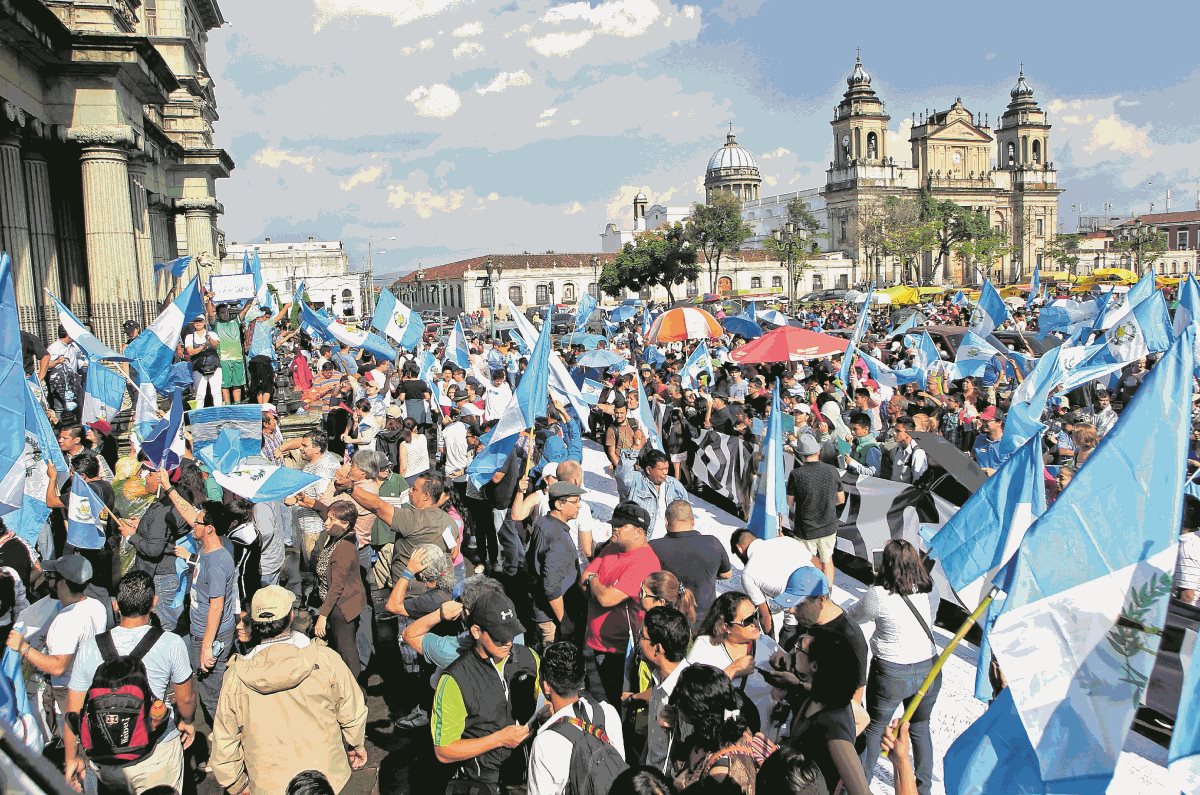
209;0;1200;278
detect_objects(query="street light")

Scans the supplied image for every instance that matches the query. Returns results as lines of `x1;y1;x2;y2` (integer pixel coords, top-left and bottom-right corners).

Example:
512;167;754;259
366;235;397;316
590;255;600;300
484;259;503;341
414;270;426;311
772;221;804;312
435;279;446;323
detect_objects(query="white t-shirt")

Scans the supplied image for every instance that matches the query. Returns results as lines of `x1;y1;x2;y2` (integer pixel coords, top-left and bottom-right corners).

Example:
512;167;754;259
1176;531;1200;593
183;331;219;353
845;584;941;665
684;634;780;732
528;698;625;795
44;596;108;687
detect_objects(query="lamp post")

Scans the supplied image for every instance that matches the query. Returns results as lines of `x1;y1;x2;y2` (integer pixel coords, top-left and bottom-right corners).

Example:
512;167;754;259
366;235;396;316
414;270;426;312
772;222;802;313
435;279;446;323
590;255;600;300
1120;220;1160;276
484;259;503;341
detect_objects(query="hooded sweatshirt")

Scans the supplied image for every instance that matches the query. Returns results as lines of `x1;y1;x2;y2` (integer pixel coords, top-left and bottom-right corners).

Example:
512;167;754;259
210;633;368;794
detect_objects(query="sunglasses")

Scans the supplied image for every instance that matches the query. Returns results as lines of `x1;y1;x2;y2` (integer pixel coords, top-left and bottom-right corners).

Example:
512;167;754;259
733;613;760;628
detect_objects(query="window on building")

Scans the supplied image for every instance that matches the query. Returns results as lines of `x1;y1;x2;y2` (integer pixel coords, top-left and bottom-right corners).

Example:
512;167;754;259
508;285;523;305
1006;142;1015;167
1036;253;1044;269
457;285;463;306
750;277;762;289
771;275;783;288
563;283;576;301
536;284;550;305
341;289;354;316
866;131;878;160
588;281;598;298
686;281;699;298
481;287;493;307
145;0;157;34
813;275;824;291
1036;218;1044;237
835;274;848;290
1032;140;1042;164
1179;230;1189;250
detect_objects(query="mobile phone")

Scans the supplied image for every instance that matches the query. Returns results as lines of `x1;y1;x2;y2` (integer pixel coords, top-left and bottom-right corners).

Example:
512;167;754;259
871;548;885;576
211;639;226;659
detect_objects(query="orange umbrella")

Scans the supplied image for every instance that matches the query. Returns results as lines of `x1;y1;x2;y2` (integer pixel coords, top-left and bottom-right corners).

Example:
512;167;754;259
729;326;849;363
647;307;723;342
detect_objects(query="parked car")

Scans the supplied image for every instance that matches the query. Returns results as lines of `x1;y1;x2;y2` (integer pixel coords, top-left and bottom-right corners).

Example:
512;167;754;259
886;324;1061;360
550;311;577;335
799;289;849;304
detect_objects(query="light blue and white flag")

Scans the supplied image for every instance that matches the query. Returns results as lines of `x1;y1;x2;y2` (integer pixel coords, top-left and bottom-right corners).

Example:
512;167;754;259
838;283;873;386
633;371;662;452
417;350;452;415
970;279;1010;337
953;331;1004;378
1090;290;1115;332
912;331;954;388
299;299;396;362
889;312;919;337
1026;269;1040;309
372;289;424;351
746;382;785;540
954;326;1194;794
188;404;264;459
859;352;922;389
6;379;68;545
952;289;968;307
154;255;191;278
80;362;126;426
998;345;1062;459
0;646;45;752
139;388;185;470
680;341;714;390
466;308;554;488
1037;299;1099;336
0;253;23;517
65;476;107;550
1102;268;1156;330
922;434;1045;699
580;378;603;406
1074;288;1173;371
447;317;470;369
574;293;597;333
124;276;205;392
242;248;272;312
49;293;128;362
198;428;320;503
1169;621;1200;794
503;297;591;432
1172;271;1200;377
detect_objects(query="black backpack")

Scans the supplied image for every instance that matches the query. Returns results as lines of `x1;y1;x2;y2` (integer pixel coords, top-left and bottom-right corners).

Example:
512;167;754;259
548;697;629;795
78;627;168;767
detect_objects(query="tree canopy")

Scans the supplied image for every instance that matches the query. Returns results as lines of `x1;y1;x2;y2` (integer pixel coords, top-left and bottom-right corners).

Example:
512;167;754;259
601;222;699;304
686;193;752;293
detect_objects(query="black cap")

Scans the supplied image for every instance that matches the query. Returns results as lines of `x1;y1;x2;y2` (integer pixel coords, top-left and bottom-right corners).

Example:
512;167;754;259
122;319;140;334
610;501;651;533
470;592;524;643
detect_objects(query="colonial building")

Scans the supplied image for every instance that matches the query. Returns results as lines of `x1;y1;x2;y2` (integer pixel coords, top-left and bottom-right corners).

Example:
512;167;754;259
822;58;1061;285
218;238;366;319
0;0;232;345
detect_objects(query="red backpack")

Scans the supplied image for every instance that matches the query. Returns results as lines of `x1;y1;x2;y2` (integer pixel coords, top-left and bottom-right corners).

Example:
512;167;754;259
79;628;168;766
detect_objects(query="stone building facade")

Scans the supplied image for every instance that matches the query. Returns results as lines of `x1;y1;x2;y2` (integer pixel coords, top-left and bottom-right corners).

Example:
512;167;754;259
218;238;366;319
0;0;232;345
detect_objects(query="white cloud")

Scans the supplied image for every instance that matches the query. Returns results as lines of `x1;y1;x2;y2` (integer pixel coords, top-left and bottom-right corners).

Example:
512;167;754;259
313;0;469;30
569;118;581;126
527;30;594;57
452;41;485;59
711;0;765;25
386;181;467;219
451;21;484;37
486;192;500;201
759;147;792;160
405;83;462;118
535;119;553;128
339;165;384;191
564;201;586;215
253;147;314;172
1048;97;1154;160
475;70;533;95
401;39;436;56
539;108;558;119
1084;115;1153;158
985;52;998;61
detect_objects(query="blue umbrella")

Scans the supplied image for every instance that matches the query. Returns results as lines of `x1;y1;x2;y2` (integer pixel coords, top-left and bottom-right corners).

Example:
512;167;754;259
576;349;627;369
608;305;637;322
559;332;605;350
721;315;763;339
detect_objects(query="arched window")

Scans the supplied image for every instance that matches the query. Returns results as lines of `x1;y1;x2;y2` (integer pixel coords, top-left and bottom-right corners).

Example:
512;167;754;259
1032;140;1042;164
588;281;598;298
535;284;550;305
686;281;699;298
1006;142;1015;167
341;288;354;316
771;275;783;288
508;285;523;305
563;283;576;301
866;131;878;160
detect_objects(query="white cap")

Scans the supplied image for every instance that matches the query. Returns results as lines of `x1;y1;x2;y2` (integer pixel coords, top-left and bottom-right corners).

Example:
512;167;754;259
542;462;559;480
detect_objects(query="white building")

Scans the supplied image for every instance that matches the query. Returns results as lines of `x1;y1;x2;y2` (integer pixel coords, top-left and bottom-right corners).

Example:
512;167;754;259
218;238;366;318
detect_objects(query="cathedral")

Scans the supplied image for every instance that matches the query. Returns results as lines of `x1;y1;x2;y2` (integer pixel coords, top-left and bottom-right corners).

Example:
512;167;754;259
821;56;1061;285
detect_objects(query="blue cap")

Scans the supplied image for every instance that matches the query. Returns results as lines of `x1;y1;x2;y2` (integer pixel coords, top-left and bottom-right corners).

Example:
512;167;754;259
773;566;830;609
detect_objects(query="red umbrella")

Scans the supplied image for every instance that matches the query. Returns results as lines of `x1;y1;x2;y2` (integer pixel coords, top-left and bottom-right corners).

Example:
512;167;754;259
729;326;849;363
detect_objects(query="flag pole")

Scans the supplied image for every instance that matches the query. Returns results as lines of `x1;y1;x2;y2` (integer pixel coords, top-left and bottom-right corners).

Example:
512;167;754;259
880;588;997;758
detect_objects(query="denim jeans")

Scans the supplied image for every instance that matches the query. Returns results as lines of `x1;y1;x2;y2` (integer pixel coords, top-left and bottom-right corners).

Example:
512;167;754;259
152;573;182;633
493;509;524;576
860;656;941;795
188;633;234;722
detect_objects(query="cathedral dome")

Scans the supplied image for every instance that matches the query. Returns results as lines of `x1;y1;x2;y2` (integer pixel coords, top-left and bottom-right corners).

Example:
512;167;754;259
707;132;758;171
1010;67;1034;98
847;55;871;87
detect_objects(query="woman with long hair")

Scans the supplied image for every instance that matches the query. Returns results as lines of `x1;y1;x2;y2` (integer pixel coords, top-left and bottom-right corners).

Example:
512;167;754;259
1070;422;1099;467
639;571;698;627
665;664;775;794
398;417;430;487
686;591;779;732
313;500;367;677
845;539;940;795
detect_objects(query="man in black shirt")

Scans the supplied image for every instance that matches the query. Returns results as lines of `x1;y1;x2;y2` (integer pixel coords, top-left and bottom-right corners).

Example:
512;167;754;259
649;500;731;619
785;435;844;586
706;391;736;434
20;330;47;380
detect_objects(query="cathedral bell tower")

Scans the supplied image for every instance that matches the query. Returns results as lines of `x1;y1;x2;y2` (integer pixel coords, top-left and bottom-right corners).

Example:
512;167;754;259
831;53;889;165
995;66;1050;171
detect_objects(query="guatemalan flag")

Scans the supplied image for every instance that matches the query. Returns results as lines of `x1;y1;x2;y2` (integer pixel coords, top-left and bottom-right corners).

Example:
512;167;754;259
81;362;126;426
970;279;1011;338
945;326;1194;795
838;283;873;386
1172;271;1200;376
298;298;396;362
139;388;185;470
858;351;922;389
0;646;45;752
154;255;191;278
49;293;128;362
573;292;597;333
745;381;786;540
998;345;1063;459
633;371;662;452
1074;288;1173;372
197;428;319;504
124;276;205;392
1169;622;1200;794
579;378;603;406
418;351;452;415
242;248;273;312
188;404;264;459
7;379;68;546
447;317;470;369
952;331;1004;378
1026;268;1040;309
503;297;591;432
372;289;424;351
0;253;24;518
65;477;107;550
680;341;714;390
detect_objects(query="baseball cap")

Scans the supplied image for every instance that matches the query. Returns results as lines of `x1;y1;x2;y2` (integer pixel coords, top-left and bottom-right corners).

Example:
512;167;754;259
610;501;651;533
251;585;296;621
42;554;93;586
548;481;585;499
979;406;1005;423
1049;395;1069;409
796;435;822;457
86;419;112;436
793;403;811;414
470;591;524;643
773;566;831;609
122;319;140;334
261;403;278;416
541;461;559;480
192;314;206;322
384;405;404;419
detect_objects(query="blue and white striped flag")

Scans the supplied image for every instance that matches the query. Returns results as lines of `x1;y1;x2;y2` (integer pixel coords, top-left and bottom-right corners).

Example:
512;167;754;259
124;276;205;392
447;317;470;369
80;362;126;426
838;283;873;386
0;253;23;517
1075;289;1173;371
680;341;714;390
6;379;68;546
1026;268;1040;309
299;298;396;362
65;476;107;550
952;289;968;306
579;378;603;406
1169;620;1200;794
1102;268;1156;330
633;371;661;452
952;331;1004;378
970;279;1010;337
0;647;45;752
154;255;191;278
859;351;922;389
503;297;591;432
139;388;185;470
746;381;786;540
372;289;424;351
49;293;128;362
1172;271;1200;377
242;248;272;312
188;404;264;459
573;293;597;333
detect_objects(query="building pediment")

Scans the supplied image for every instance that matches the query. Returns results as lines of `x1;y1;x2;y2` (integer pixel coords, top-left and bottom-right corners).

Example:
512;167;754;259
920;118;993;144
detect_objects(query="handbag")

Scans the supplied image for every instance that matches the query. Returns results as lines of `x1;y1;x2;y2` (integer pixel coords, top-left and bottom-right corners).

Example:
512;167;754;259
900;593;940;658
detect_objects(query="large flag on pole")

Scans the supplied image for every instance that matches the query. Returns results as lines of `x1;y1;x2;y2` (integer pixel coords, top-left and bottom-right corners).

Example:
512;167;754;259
48;293;128;362
298;298;396;362
838;283;873;386
948;325;1195;794
1102;268;1156;330
153;255;191;278
124;276;205;392
371;289;424;351
1071;289;1173;372
952;331;1004;379
1026;268;1040;309
502;297;591;432
1169;631;1200;794
447;317;470;369
80;362;126;426
997;345;1062;459
1173;271;1200;376
745;381;786;539
680;341;714;390
573;293;597;334
0;253;24;517
7;379;68;545
633;371;662;452
970;279;1010;337
139;389;185;470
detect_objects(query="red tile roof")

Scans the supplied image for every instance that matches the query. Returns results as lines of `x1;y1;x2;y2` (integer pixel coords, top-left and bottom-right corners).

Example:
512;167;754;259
1126;210;1200;225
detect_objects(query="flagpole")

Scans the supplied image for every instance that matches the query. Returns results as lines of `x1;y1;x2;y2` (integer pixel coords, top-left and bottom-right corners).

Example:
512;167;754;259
117;368;161;410
880;588;996;758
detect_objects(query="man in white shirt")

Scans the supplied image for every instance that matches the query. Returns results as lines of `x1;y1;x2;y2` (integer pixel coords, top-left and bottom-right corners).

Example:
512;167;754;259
634;606;690;775
731;528;811;640
484;369;514;422
528;642;624;795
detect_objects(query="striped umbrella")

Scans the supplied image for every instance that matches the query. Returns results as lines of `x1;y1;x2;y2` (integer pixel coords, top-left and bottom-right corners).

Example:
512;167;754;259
647;307;723;342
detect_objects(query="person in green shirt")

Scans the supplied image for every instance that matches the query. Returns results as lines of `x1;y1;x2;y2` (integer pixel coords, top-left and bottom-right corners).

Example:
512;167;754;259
210;302;250;404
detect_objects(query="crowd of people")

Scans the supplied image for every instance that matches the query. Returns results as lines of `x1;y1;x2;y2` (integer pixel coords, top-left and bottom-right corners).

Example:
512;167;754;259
4;281;1196;795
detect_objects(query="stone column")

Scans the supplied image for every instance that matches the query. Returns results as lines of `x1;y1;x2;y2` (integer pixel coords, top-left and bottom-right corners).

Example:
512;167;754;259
22;147;62;340
68;125;141;349
0;129;37;333
127;159;155;326
50;152;89;320
177;197;221;284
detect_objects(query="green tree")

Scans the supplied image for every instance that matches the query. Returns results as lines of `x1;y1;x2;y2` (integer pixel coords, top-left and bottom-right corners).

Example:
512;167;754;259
765;198;826;299
686;192;752;294
921;191;987;284
601;223;699;304
1111;226;1168;275
1044;233;1084;277
955;223;1010;284
879;196;938;284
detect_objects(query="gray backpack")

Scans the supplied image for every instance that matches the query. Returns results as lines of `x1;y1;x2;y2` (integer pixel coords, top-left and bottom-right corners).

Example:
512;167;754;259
548;697;628;795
